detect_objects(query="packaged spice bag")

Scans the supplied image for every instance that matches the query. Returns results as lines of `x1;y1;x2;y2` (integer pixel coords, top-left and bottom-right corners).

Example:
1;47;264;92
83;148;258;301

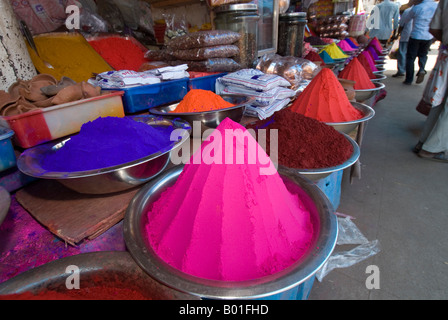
166;30;241;50
170;45;239;61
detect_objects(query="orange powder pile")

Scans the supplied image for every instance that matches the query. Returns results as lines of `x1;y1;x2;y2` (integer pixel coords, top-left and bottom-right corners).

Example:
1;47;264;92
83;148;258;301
171;89;234;113
290;68;364;122
338;57;376;90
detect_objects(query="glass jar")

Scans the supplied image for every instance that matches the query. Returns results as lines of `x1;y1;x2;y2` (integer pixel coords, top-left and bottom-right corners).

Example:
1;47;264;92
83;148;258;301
214;4;259;68
278;12;308;57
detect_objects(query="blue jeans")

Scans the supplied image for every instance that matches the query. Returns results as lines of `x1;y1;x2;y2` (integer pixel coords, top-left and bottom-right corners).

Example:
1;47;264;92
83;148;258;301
397;41;408;74
405;38;432;83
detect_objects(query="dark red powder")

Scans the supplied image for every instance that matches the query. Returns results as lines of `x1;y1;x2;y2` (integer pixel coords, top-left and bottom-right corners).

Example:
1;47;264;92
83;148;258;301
0;287;151;300
304;50;326;66
246;108;354;169
88;37;148;71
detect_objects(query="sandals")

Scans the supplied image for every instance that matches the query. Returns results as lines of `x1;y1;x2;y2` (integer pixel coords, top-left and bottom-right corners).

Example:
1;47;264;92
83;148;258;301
418;149;448;162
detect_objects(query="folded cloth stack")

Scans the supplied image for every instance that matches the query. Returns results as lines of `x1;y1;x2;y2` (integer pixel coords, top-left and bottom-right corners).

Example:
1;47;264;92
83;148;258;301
215;69;296;119
90;64;189;88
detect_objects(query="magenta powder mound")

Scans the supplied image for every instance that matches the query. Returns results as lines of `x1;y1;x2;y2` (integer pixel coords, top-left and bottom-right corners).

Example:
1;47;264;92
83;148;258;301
42;116;175;172
145;118;315;282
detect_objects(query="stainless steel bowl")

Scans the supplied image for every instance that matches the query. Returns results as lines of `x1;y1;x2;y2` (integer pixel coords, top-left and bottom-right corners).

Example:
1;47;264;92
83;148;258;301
354;82;385;103
373;67;386;75
279;133;360;181
325;102;375;134
17;116;191;195
0;251;198;300
124;165;338;300
371;73;387;83
149;94;252;131
0;186;10;227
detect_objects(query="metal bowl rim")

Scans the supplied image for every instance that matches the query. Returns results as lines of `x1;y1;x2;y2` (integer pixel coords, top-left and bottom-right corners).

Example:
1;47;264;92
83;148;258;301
17;116;192;180
123;165;338;299
354;81;385;92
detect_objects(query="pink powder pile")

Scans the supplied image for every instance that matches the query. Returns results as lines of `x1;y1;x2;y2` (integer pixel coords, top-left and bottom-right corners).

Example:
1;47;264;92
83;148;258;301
337;40;356;52
360;51;379;71
145;118;315;282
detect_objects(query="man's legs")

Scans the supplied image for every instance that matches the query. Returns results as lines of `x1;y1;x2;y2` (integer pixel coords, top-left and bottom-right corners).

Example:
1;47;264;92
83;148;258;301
394;41;408;76
416;39;433;83
405;38;419;84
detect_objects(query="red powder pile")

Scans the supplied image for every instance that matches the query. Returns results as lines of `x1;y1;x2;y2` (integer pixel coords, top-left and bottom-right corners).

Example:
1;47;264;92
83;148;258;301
247;108;354;169
338;57;376;90
0;287;151;300
357;54;376;79
304;50;325;66
290;68;364;122
88;37;148;71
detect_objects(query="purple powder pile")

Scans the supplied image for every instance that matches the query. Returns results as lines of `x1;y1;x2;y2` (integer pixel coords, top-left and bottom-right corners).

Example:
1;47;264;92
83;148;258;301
42;117;175;172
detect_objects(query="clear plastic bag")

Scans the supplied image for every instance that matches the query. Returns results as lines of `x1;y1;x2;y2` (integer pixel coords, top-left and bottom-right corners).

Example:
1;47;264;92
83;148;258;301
79;8;109;34
163;13;188;42
315;216;381;282
206;0;252;8
96;0;125;34
166;30;241;50
170;45;239;61
256;53;320;89
171;58;240;72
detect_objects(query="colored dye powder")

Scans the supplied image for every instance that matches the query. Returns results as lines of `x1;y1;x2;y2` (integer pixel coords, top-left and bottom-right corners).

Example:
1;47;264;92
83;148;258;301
319;50;335;64
88;37;148;71
349;37;360;46
357;54;376;79
145;118;314;282
360;51;379;71
337;40;356;52
42;117;175;172
338;57;376;90
0;287;150;300
370;37;384;53
345;38;359;49
304;50;325;66
320;43;348;59
366;46;379;61
247;108;354;169
171;89;234;113
290;68;364;122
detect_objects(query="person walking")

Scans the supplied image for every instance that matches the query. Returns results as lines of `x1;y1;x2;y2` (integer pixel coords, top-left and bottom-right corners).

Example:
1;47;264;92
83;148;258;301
368;0;400;46
401;0;438;85
393;0;418;77
415;0;448;162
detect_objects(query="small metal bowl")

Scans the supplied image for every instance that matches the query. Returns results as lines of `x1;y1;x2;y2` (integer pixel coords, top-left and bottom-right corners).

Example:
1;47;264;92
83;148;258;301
278;133;360;181
373;67;386;75
17;116;191;195
124;165;338;300
354;82;385;103
325;102;375;134
149;94;252;131
0;186;10;227
371;73;387;83
0;251;198;300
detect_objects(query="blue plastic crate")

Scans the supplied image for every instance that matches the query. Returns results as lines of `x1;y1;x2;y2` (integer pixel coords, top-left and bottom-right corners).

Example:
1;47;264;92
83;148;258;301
188;73;227;92
315;170;343;211
103;78;189;114
0;127;16;173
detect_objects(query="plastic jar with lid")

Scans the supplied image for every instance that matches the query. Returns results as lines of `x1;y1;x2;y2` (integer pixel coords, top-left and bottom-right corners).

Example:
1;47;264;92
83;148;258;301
214;4;259;68
277;12;308;57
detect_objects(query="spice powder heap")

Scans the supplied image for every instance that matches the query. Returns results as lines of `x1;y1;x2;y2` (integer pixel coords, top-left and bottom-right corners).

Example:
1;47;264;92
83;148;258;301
247;108;354;169
171;89;235;113
338;57;376;90
290;68;364;122
145;118;315;282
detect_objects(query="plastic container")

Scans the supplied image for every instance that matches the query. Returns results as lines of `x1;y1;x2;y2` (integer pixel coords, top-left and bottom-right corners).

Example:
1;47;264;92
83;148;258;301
315;170;343;210
188;72;227;92
0;127;16;172
0;92;125;149
277;12;308;57
214;4;259;68
103;78;189;114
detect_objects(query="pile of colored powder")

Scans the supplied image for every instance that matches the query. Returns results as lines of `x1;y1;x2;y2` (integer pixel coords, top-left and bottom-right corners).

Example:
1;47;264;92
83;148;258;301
345;38;359;49
304;36;327;46
145;118;315;282
319;50;335;64
349;37;360;46
247;108;354;169
304;50;325;66
42;117;175;172
171;89;235;113
290;68;364;122
357;54;376;79
360;51;379;71
320;43;348;59
366;46;379;61
88;37;148;71
370;37;384;53
338;57;376;90
337;40;356;52
0;287;151;300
